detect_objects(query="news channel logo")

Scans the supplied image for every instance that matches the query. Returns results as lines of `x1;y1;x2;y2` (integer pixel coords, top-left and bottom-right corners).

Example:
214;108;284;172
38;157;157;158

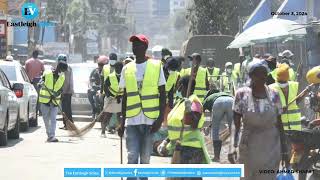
21;3;39;20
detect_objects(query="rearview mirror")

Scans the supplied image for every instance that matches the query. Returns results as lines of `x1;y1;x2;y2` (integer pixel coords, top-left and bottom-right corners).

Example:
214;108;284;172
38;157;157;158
12;83;24;91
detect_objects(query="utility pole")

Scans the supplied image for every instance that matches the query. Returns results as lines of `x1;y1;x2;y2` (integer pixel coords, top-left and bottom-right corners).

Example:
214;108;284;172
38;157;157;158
82;1;87;62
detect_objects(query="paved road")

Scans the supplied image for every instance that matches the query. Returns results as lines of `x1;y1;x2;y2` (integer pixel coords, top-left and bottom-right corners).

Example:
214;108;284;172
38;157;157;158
0;117;305;180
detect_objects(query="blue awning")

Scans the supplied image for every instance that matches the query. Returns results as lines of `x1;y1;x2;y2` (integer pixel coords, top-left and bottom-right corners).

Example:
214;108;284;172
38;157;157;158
273;0;307;23
243;0;272;31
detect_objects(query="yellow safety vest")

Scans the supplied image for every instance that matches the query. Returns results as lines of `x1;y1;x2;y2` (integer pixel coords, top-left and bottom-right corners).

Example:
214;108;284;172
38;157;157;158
165;71;179;92
194;67;207;102
180;68;191;77
103;64;111;81
269;81;301;131
39;70;65;105
270;68;296;82
125;60;161;119
108;72;123;96
206;67;220;82
167;94;205;148
221;72;236;93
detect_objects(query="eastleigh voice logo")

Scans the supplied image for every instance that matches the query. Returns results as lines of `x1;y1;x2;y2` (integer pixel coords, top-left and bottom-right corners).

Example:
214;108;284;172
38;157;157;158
21;3;39;20
7;2;54;28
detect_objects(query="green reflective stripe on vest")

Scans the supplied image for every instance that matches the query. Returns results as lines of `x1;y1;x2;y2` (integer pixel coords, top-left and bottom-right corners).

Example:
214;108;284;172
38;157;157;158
39;70;65;105
269;81;301;131
165;71;179;92
127;91;139;96
168;125;195;131
108;72;122;96
167;95;205;148
125;60;161;119
194;67;207;102
127;103;141;110
141;94;159;100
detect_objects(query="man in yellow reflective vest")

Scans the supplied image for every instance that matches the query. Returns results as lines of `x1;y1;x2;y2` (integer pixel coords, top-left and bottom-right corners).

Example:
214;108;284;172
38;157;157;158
188;53;209;102
233;55;245;88
39;54;68;142
220;62;236;94
206;57;220;90
117;34;166;168
269;63;303;167
179;56;191;78
167;75;211;164
100;61;123;137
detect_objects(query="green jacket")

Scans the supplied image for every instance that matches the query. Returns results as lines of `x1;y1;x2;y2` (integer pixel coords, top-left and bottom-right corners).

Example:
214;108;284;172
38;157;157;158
203;92;233;111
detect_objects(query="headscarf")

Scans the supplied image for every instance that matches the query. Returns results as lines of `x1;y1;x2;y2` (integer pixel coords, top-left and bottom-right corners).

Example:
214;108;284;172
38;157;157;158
248;59;269;75
276;63;290;82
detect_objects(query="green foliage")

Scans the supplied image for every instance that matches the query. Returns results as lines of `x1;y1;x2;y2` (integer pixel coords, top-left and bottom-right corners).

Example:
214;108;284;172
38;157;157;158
186;0;262;35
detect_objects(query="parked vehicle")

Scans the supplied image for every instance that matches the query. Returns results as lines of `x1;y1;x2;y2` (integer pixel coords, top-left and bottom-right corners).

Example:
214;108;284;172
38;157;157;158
70;63;97;115
0;61;38;131
0;69;22;146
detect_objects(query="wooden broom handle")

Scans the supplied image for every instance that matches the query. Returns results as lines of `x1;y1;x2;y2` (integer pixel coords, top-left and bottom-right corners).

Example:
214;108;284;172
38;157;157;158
286;83;314;107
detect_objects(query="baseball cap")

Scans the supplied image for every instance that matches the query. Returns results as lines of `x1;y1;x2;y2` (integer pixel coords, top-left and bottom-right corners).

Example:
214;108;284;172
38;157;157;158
278;50;294;58
129;34;149;46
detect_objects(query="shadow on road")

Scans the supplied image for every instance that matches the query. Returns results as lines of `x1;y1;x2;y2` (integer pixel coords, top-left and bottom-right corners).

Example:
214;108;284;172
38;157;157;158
21;126;41;134
0;137;24;148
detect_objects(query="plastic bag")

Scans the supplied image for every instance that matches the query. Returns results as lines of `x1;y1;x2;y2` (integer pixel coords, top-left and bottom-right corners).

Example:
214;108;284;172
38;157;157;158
276;168;295;180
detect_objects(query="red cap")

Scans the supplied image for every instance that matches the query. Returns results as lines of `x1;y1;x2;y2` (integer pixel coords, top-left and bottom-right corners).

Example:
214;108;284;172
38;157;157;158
129;34;149;46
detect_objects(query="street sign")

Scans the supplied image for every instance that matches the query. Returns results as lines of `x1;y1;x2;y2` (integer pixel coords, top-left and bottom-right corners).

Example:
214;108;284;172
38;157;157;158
0;19;7;59
86;42;99;55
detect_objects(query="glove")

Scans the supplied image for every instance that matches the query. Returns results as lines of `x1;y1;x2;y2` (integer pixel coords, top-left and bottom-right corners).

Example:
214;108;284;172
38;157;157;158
184;98;192;113
157;140;168;156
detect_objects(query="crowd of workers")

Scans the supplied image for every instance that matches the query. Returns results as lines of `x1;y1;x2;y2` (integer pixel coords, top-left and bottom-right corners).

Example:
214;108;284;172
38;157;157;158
23;33;317;180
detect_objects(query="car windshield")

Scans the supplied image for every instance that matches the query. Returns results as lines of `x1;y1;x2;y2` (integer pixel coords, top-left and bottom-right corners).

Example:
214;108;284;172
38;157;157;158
0;65;17;81
71;64;96;93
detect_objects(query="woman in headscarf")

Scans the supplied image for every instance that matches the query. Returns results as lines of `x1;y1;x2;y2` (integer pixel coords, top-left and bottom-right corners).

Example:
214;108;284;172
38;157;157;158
233;60;289;180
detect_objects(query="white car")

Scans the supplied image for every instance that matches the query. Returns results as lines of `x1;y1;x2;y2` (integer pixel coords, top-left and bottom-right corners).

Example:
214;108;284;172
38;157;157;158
0;68;21;146
0;60;38;131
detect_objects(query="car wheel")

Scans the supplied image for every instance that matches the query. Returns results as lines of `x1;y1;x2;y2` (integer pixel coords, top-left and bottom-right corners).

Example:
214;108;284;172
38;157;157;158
8;112;20;139
20;107;29;132
29;104;38;127
0;113;8;146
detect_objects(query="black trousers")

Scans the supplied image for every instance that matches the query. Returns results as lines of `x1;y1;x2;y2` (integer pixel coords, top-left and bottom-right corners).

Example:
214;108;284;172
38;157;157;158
62;94;73;125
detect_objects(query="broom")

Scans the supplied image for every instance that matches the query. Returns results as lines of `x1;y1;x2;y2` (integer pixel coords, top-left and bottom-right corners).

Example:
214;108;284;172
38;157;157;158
171;63;195;164
77;90;123;136
42;84;82;136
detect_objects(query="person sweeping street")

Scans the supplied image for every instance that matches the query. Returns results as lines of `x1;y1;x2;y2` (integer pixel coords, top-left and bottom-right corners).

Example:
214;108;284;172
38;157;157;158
39;55;68;142
202;91;233;162
100;61;123;137
117;34;166;180
167;75;211;180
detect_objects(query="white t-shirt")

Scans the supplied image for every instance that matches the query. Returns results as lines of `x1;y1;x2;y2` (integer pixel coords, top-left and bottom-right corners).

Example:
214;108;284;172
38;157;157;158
119;60;166;126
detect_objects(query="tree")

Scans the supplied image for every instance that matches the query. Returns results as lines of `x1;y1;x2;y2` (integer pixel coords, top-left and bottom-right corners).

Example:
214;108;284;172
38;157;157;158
186;0;262;36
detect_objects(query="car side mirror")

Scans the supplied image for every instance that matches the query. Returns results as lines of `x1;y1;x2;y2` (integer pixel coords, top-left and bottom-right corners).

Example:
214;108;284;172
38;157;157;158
12;83;24;91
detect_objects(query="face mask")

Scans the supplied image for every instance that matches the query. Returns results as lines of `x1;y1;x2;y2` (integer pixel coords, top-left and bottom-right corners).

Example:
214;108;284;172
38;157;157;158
226;69;232;74
279;82;289;88
168;70;174;74
109;60;116;66
176;91;182;98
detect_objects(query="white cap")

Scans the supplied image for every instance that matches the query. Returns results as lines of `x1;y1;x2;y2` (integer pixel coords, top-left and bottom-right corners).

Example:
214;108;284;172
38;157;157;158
225;62;233;68
5;55;13;61
278;50;294;58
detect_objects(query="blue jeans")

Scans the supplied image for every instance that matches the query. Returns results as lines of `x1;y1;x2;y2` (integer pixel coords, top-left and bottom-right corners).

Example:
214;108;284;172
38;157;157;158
211;96;234;141
125;125;153;180
40;103;58;138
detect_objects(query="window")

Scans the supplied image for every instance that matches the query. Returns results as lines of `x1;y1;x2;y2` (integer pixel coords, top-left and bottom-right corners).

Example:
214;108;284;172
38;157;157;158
21;67;31;83
0;70;11;89
0;65;17;81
